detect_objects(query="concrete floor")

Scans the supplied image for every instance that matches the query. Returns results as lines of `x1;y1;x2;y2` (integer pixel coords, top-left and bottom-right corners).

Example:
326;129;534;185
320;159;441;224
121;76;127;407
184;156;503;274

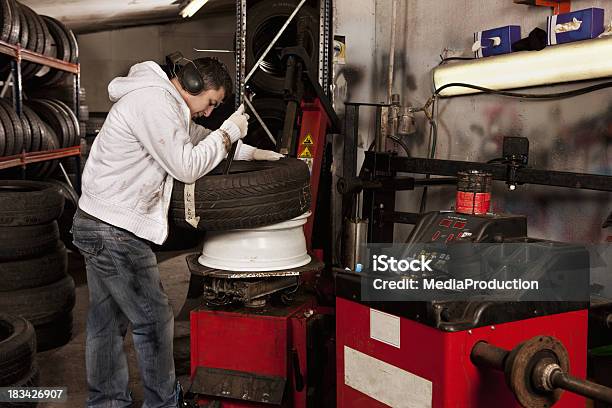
36;249;196;408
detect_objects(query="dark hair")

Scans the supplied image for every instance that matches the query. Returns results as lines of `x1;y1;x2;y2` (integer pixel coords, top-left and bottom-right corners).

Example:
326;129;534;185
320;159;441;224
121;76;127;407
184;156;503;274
192;57;233;101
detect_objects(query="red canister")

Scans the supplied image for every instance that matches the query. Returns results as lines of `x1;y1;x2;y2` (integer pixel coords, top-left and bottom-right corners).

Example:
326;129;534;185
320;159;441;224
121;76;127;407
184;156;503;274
456;170;492;215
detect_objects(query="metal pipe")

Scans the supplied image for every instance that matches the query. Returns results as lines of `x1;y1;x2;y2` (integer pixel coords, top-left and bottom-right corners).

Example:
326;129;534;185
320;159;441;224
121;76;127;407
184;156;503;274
243;96;276;144
194;49;234;53
343;218;369;270
387;0;398;103
243;0;307;84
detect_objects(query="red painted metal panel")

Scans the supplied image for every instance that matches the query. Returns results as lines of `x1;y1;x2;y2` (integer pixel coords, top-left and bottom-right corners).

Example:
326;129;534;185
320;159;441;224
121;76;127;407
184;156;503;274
297;99;329;252
190;297;318;407
336;297;588;407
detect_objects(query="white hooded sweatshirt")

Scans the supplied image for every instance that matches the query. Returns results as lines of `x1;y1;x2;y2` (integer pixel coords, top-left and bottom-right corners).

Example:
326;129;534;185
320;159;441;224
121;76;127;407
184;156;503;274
78;61;255;244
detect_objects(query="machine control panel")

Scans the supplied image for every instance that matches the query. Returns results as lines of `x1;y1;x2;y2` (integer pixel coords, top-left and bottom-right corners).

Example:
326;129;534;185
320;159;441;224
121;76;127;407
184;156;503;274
404;211;528;276
407;211;527;244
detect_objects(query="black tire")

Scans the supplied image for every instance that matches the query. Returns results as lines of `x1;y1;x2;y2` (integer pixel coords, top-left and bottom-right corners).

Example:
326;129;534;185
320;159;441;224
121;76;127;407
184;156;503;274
50;99;79;147
170;158;311;231
30;16;71;87
0;242;67;291
5;0;19;45
0;221;60;261
244;97;286;151
35;311;72;351
18;109;32;155
0;0;13;43
246;0;319;94
22;105;42;152
0;314;35;386
0;180;64;226
27;99;70;148
0;105;5;156
16;1;27;48
37;121;60;178
5;364;40;408
0;97;14;156
19;4;44;80
44;179;78;249
0;99;23;155
0;274;75;328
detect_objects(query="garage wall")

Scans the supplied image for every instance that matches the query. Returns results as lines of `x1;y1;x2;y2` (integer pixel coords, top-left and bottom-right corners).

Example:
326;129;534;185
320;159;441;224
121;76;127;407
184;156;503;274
77;14;235;112
336;0;611;242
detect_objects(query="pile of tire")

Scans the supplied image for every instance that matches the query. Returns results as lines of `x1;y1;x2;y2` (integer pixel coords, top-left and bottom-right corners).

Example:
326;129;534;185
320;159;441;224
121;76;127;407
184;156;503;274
28;79;89;170
0;314;39;406
0;180;75;352
170;158;311;231
0;97;80;179
0;0;78;86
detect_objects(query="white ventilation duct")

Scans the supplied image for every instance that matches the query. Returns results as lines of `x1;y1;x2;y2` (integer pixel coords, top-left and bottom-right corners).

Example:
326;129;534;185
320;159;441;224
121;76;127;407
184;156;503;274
433;37;612;97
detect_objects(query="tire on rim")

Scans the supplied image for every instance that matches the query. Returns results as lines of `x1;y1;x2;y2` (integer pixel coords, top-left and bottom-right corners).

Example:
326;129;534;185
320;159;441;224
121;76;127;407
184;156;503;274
170;158;311;232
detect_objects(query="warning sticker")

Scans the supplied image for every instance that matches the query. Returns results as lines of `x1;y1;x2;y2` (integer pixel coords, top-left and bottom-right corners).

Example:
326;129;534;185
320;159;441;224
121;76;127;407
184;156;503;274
299;146;312;158
302;134;314;145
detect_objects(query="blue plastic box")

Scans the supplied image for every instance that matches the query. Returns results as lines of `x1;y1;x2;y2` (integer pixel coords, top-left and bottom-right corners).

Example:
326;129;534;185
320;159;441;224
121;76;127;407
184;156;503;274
474;25;521;58
547;8;605;45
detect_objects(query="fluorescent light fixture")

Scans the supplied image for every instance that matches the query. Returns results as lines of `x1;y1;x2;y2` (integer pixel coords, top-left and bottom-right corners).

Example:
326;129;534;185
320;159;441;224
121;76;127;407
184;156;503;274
434;37;612;96
180;0;210;18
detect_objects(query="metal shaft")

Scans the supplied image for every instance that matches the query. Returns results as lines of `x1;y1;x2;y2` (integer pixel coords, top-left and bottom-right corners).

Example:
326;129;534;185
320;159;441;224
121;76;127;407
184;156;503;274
470;341;507;371
550;371;612;405
471;340;612;405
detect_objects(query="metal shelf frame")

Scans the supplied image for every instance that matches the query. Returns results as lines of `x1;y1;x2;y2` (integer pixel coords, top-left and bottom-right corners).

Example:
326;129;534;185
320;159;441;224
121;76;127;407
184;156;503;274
0;39;81;190
234;0;333;143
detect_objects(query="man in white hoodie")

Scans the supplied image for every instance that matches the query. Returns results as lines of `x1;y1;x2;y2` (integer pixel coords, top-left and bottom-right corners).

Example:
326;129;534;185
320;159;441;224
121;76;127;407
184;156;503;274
71;57;282;408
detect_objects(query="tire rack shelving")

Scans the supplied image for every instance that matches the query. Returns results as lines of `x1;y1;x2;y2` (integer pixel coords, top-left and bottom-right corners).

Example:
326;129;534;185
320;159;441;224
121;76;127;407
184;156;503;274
0;38;81;187
234;0;332;108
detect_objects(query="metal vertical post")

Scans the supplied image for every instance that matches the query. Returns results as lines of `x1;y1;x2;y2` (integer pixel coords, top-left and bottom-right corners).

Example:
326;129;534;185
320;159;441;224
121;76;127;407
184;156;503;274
74;69;80;120
319;0;332;94
235;0;246;109
11;55;22;115
11;53;24;179
74;66;82;194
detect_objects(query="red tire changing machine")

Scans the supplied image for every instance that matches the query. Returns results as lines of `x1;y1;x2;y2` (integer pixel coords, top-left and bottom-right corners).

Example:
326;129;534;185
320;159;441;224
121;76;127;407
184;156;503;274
182;44;340;408
335;104;612;408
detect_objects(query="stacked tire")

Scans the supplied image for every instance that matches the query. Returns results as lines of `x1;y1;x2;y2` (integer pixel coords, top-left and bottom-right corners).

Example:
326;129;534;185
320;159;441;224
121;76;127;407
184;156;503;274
0;0;79;86
0;97;80;179
0;314;39;407
0;180;75;352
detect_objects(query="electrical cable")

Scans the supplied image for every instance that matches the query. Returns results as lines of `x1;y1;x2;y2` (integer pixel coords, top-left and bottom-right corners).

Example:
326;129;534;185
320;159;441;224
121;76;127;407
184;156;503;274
387;134;411;156
434;80;612;99
438;56;475;65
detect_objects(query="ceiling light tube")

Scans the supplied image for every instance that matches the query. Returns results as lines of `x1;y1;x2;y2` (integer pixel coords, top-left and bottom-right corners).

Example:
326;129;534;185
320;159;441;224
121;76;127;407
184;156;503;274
180;0;210;18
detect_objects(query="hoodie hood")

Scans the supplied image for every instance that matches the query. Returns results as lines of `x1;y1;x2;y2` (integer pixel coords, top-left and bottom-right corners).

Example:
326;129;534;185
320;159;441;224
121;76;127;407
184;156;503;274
108;61;183;103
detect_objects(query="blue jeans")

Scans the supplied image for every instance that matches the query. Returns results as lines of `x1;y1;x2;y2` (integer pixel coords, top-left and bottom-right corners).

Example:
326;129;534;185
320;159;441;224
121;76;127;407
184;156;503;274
72;212;178;408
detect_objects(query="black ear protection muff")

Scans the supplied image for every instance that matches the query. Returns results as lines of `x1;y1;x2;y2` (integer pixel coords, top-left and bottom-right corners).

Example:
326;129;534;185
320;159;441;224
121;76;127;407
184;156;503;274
166;52;205;95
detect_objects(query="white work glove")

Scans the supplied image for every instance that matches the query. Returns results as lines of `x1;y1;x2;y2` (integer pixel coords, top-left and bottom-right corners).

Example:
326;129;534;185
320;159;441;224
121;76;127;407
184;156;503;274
253;149;284;161
226;104;250;140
